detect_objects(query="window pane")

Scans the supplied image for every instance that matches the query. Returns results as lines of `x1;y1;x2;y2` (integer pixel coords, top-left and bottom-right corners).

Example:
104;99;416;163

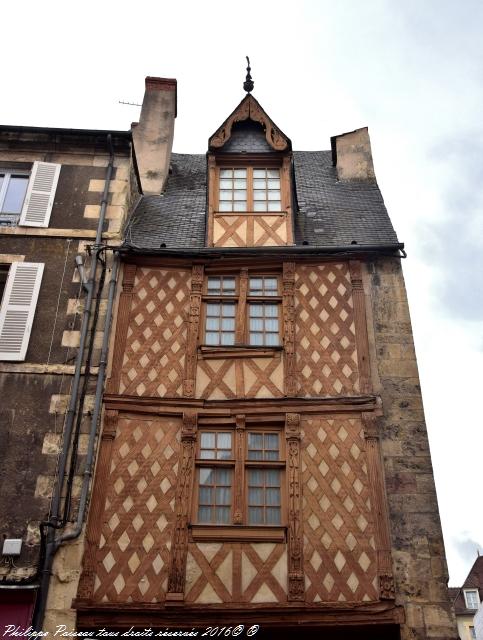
267;179;280;189
199;487;213;504
223;303;236;316
248;433;263;450
265;333;279;346
233;201;247;212
221;333;235;345
205;332;219;345
233;190;247;201
201;432;215;448
200;450;215;459
220;169;232;178
250;318;263;331
253;179;266;189
265;319;279;332
250;304;263;317
266;469;280;486
265;433;279;451
268;201;281;211
267;169;280;178
198;506;212;523
250;333;263;345
206;318;220;330
266;508;281;524
216;487;231;505
249;488;264;505
265;304;278;317
248;469;263;486
219;201;232;211
199;468;213;485
2;176;29;214
217;432;231;448
216;468;232;485
207;277;221;291
215;507;230;523
253;169;265;178
234;179;246;189
219;190;232;200
265;278;278;291
253;202;266;212
221;318;235;331
268;190;281;200
266;488;281;506
249;507;263;524
219;179;232;188
254;190;266;200
250;278;262;291
234;169;246;177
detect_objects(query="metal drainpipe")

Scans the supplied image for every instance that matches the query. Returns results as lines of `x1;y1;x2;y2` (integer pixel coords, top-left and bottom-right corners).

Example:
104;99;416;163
60;255;119;542
32;135;115;630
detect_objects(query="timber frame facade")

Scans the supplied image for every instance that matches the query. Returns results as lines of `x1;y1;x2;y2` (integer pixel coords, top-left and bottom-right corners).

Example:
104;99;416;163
70;79;457;638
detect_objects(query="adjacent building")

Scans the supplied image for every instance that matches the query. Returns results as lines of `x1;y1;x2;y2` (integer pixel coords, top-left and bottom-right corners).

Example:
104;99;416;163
449;555;483;639
1;75;457;639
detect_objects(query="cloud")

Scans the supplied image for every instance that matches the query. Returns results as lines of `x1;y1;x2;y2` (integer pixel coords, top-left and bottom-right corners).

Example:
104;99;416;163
453;534;483;573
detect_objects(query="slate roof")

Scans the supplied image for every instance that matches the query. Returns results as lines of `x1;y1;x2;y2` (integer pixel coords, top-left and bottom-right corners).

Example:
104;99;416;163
124;151;399;250
450;556;483;615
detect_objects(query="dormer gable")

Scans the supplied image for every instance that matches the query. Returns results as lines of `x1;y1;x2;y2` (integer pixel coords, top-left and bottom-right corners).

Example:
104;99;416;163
207;94;294;248
209;94;291;153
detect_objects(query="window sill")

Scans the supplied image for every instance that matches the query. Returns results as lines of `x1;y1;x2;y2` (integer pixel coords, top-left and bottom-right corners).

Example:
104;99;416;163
214;211;286;217
190;525;286;543
199;345;283;359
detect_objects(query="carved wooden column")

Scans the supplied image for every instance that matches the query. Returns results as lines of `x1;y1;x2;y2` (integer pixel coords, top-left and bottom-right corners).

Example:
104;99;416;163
233;415;245;524
77;409;118;600
282;262;297;396
183;264;203;397
362;412;395;600
207;156;216;246
285;413;305;601
167;411;197;601
349;260;371;394
106;263;136;394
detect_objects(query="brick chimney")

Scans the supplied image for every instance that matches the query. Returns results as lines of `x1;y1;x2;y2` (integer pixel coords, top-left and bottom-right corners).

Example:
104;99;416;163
132;77;177;195
330;127;375;181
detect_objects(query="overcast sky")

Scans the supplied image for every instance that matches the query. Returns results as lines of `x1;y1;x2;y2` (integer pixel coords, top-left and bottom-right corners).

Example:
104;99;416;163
3;0;482;586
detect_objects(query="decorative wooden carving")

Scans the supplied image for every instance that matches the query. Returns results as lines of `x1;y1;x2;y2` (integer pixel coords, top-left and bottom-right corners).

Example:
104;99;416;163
209;95;289;151
285;413;304;601
283;262;297;396
233;414;245;524
362;412;395;600
349;260;371;394
167;411;197;599
183;264;203;397
106;264;136;394
207;156;216;247
77;410;119;600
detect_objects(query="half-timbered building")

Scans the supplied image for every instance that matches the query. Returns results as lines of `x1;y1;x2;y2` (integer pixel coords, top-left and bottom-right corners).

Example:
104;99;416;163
71;75;457;639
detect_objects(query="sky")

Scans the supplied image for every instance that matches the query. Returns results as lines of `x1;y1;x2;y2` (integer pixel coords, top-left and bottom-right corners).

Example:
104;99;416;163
3;0;482;586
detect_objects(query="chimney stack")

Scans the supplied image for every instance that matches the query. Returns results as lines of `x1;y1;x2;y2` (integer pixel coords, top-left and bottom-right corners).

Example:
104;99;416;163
330;127;375;181
132;76;177;195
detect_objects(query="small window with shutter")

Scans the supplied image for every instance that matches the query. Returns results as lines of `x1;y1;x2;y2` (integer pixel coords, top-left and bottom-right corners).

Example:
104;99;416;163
0;262;44;361
18;162;61;228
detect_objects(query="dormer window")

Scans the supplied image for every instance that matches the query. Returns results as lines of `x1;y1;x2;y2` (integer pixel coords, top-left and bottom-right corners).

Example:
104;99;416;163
218;167;281;213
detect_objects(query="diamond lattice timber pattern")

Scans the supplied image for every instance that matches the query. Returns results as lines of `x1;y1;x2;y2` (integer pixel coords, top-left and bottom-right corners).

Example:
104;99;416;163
295;263;360;396
302;416;378;602
120;268;191;397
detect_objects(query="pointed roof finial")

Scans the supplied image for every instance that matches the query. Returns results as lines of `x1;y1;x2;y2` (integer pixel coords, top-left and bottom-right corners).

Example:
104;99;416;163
243;56;254;93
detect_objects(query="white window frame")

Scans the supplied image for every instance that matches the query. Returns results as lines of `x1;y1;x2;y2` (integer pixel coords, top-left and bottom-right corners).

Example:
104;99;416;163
0;169;30;226
464;588;480;610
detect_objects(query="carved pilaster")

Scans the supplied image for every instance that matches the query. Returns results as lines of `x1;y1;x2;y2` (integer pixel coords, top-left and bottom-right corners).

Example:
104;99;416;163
77;410;119;600
167;411;197;600
106;263;137;394
183;265;204;397
207;156;216;246
285;413;305;601
362;412;395;600
236;269;248;344
282;262;297;396
349;260;371;394
233;415;245;524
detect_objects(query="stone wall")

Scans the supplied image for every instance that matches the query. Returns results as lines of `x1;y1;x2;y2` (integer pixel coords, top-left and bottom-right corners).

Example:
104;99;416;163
368;256;457;640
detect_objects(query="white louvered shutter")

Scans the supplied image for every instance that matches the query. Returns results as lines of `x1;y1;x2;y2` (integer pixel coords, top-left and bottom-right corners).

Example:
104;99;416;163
19;162;61;227
0;262;44;361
